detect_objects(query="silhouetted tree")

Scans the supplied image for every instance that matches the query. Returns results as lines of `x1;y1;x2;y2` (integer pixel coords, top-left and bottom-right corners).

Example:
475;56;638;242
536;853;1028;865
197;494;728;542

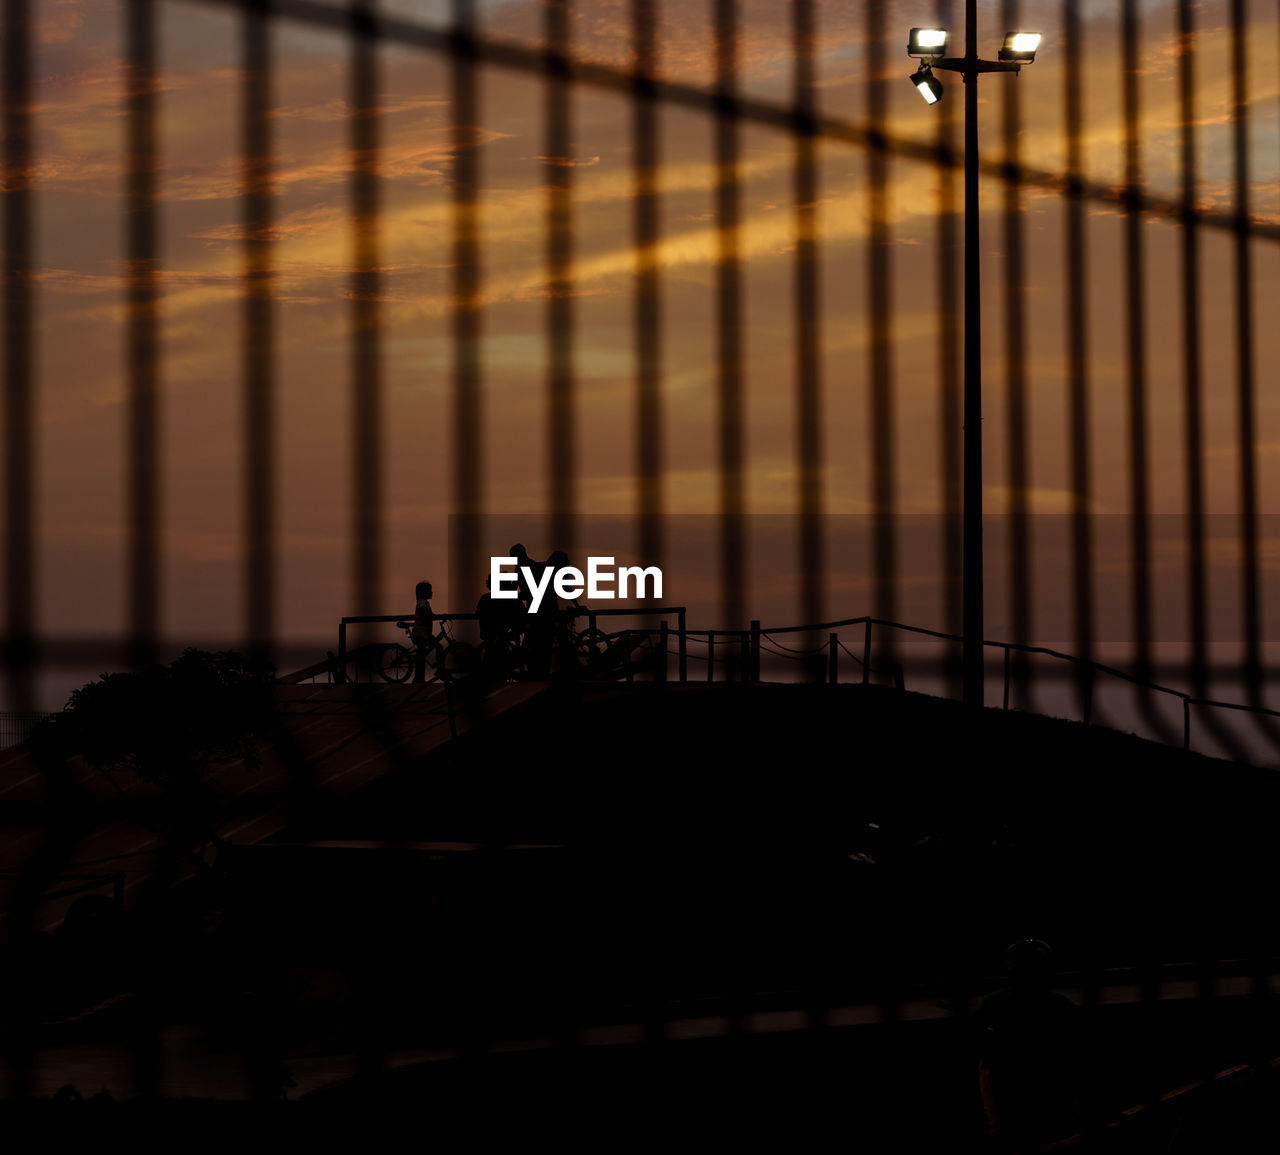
33;649;275;862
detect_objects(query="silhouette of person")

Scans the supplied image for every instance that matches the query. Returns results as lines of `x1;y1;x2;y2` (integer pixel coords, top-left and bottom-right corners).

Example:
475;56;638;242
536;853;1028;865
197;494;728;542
542;550;583;677
476;576;521;681
476;577;497;642
508;543;545;612
411;580;435;684
508;543;561;676
974;938;1082;1151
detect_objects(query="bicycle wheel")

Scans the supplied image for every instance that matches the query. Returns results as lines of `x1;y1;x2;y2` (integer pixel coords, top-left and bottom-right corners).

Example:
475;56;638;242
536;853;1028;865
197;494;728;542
575;628;612;675
377;643;415;683
442;641;480;680
504;639;530;680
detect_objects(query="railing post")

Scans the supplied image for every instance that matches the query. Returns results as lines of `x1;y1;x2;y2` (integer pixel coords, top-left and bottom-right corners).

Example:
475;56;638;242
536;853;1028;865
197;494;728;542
862;619;872;685
828;633;838;684
589;611;597;634
740;631;750;684
1082;667;1094;726
707;632;715;683
1003;646;1011;710
624;631;634;684
678;609;687;682
750;620;760;683
658;621;668;683
1183;697;1191;750
336;619;348;684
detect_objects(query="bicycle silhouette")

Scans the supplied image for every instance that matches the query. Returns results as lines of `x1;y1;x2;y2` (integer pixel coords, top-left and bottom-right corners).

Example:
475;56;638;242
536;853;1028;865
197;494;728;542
376;620;480;683
371;613;653;683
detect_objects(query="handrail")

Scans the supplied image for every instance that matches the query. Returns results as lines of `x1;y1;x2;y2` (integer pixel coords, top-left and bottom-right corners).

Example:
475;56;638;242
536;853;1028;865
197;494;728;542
336;607;688;686
326;608;1280;756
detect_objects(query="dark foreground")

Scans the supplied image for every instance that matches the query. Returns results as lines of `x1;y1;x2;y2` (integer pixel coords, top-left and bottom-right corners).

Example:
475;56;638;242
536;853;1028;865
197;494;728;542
4;682;1280;1148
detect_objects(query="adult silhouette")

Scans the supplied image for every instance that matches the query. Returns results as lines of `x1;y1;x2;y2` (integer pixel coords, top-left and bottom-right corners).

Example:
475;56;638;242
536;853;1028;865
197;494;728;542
507;544;574;677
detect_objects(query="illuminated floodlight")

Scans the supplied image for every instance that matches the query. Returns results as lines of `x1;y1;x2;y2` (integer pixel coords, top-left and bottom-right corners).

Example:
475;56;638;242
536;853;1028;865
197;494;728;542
998;31;1042;62
907;27;949;58
911;65;943;104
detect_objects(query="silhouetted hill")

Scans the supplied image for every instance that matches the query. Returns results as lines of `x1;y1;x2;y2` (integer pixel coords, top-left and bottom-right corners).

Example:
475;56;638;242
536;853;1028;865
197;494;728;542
254;681;1280;1001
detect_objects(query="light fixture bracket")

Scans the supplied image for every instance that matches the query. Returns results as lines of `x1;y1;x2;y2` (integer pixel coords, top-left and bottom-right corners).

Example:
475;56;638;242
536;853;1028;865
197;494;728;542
929;57;1022;75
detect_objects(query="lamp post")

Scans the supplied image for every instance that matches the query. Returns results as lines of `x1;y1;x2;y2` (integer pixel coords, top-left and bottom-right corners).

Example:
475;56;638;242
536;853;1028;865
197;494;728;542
908;13;1041;708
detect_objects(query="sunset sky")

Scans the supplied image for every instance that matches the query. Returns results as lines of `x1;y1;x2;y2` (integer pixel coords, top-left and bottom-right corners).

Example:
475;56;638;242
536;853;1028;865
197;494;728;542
6;0;1280;710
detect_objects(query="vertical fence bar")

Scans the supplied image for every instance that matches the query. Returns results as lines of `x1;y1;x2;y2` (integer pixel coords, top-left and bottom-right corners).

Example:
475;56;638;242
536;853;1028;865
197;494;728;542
749;619;760;683
677;607;687;682
715;0;745;631
1064;0;1094;718
1230;0;1262;708
793;0;822;631
546;0;575;554
350;0;382;621
126;0;159;672
658;620;668;683
867;1;895;633
828;632;838;684
937;0;962;698
1178;0;1208;701
243;0;275;662
633;0;662;576
2;0;36;1100
1001;0;1031;710
452;0;483;607
124;7;161;1089
1122;0;1165;744
739;629;749;683
862;619;871;684
707;631;715;683
1127;9;1198;757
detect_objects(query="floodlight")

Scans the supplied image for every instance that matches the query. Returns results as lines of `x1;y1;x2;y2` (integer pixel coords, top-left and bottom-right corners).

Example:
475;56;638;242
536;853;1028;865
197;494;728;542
907;28;949;58
911;64;943;105
998;31;1041;62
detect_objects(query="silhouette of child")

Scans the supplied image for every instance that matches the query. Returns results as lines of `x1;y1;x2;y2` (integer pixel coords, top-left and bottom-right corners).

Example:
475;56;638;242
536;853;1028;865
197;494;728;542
411;580;435;683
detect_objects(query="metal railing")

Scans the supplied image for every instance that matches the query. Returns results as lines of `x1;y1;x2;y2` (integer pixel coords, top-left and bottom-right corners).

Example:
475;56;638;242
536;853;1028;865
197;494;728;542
0;710;51;750
319;606;1280;761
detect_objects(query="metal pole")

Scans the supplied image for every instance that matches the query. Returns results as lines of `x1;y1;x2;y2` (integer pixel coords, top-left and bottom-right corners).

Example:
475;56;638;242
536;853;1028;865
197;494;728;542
962;0;984;708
